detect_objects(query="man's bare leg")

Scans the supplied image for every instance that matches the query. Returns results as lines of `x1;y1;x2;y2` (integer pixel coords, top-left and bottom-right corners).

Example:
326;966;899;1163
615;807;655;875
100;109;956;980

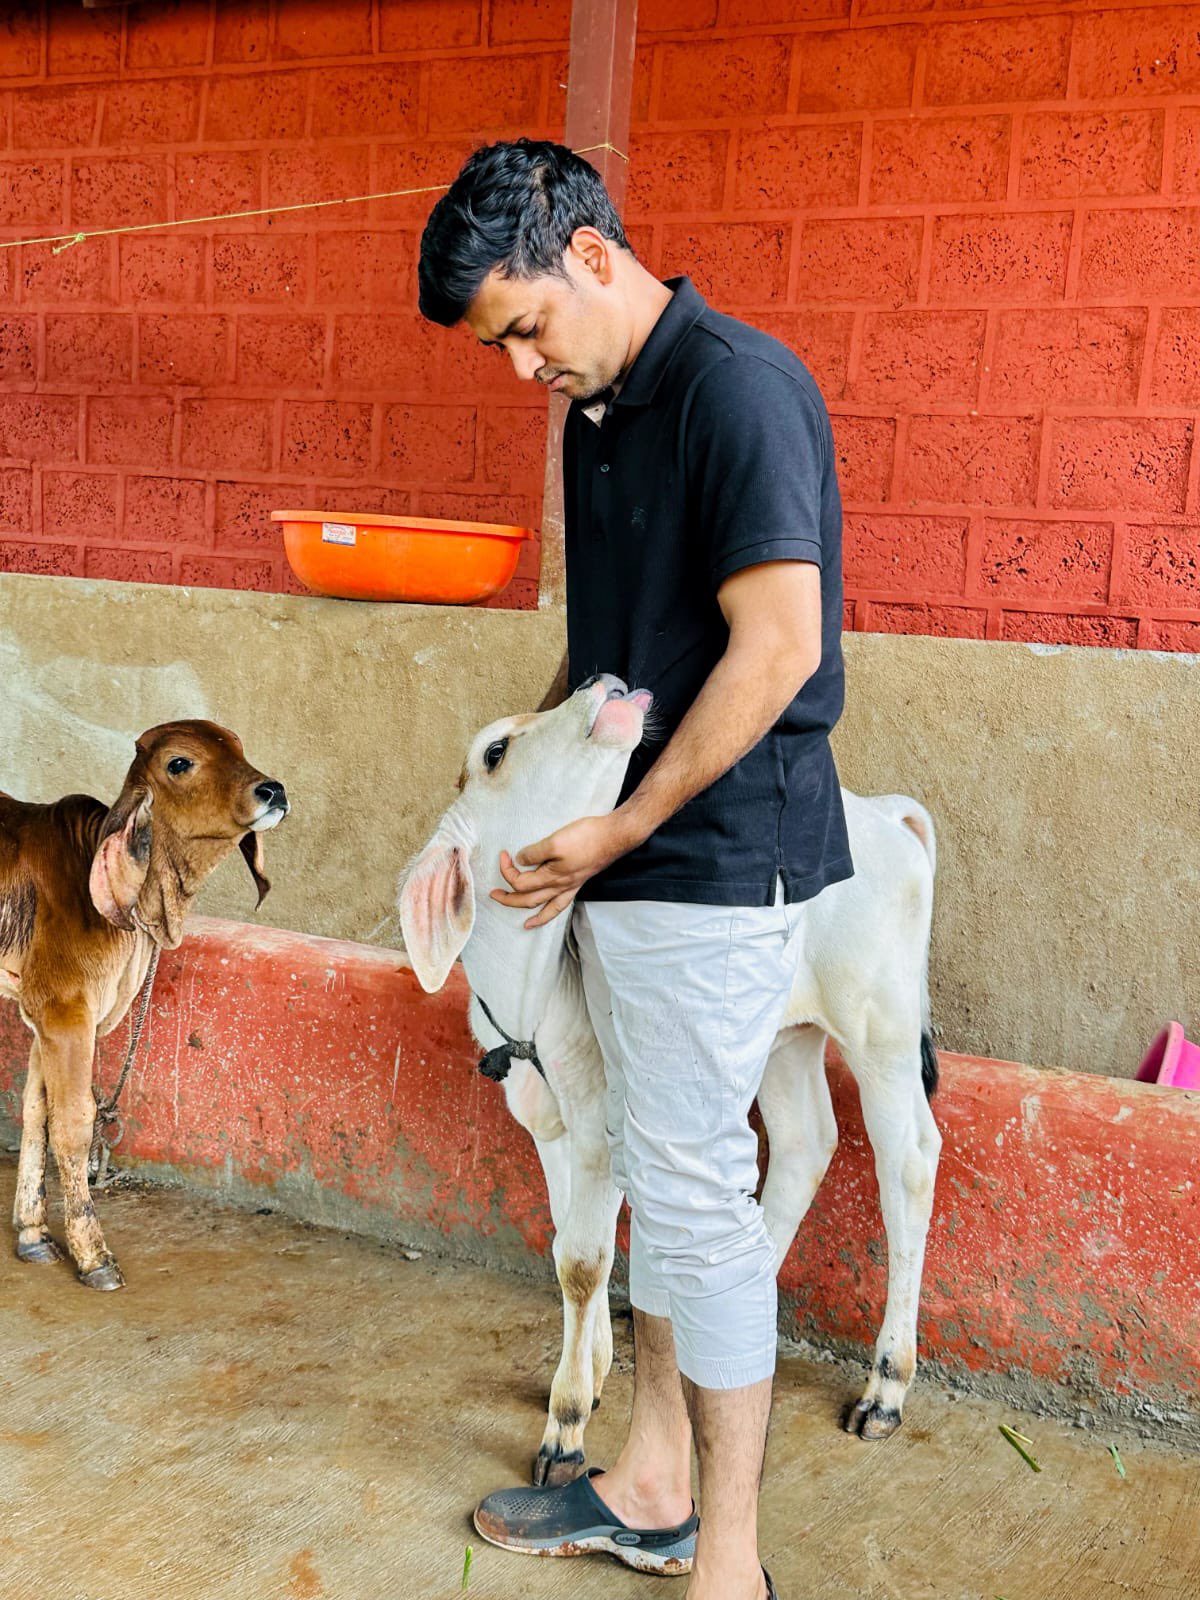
595;1312;770;1600
590;1309;693;1527
682;1374;772;1600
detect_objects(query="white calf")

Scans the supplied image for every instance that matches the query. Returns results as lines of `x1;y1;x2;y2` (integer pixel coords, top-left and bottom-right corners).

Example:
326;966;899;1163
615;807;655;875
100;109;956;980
399;676;941;1487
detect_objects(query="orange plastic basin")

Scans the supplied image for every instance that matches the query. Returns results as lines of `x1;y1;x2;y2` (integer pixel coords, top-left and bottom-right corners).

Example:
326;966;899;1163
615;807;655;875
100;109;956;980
272;509;533;604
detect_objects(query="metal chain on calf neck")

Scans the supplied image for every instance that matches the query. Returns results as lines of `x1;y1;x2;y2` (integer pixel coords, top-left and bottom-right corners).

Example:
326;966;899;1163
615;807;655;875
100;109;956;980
89;945;161;1189
474;993;547;1084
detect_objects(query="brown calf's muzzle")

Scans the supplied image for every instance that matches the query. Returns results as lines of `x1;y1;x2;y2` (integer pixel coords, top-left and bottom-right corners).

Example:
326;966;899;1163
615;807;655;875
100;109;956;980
89;719;289;944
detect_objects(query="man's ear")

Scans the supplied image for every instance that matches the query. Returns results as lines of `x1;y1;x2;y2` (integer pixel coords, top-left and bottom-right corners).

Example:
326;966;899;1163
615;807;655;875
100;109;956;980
398;834;476;993
89;783;153;929
239;831;271;909
568;225;617;284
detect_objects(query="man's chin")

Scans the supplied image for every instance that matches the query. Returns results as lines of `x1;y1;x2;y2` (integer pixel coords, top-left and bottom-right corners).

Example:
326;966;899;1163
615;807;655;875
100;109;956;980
570;377;615;404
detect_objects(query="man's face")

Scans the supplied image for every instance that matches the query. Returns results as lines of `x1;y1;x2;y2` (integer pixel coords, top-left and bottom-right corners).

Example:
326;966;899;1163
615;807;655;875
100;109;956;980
465;244;627;403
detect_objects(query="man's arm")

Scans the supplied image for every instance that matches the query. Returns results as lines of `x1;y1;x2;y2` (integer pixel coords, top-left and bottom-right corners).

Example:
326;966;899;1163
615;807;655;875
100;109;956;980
492;560;822;927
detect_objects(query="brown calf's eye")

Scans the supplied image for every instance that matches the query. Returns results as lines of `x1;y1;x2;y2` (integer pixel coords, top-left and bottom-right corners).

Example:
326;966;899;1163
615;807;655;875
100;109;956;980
166;757;193;776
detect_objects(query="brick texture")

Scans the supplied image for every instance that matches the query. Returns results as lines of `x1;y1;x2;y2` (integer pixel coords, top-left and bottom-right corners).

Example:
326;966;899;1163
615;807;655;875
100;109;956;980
1019;111;1165;200
621;0;1200;651
990;309;1147;406
213;4;271;65
0;5;558;604
42;471;118;539
999;611;1138;648
978;520;1113;604
1046;418;1192;514
0;0;1196;644
902;415;1041;507
1117;523;1200;608
0;317;37;386
0;470;34;534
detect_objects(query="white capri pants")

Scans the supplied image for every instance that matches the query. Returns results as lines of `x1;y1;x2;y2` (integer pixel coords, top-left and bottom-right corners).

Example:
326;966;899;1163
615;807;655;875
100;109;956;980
573;888;804;1391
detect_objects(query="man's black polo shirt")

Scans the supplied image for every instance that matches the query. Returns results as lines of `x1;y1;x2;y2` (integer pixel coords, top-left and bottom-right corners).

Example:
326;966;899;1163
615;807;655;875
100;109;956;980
565;276;853;908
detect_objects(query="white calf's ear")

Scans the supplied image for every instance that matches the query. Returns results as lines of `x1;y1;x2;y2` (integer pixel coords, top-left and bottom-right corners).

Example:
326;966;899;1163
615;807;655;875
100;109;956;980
398;836;476;993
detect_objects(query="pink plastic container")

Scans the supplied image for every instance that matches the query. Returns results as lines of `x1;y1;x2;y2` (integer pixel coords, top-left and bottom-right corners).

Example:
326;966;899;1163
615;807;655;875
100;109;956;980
1136;1022;1200;1089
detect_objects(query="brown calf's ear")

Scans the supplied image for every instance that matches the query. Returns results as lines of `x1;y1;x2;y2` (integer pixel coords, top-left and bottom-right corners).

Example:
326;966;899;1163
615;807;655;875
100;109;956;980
239;831;271;909
398;836;475;994
89;786;153;930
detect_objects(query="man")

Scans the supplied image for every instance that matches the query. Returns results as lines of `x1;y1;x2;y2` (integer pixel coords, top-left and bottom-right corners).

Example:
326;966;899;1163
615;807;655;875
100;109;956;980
418;140;852;1600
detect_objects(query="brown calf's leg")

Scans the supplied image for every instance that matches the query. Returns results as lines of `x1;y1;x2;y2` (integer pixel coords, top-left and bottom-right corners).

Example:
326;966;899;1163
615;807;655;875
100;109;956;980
13;1039;63;1263
38;1007;124;1290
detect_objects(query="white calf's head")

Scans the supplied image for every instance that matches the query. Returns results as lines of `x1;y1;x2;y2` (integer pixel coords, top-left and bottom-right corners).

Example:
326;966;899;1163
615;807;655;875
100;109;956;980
399;674;651;993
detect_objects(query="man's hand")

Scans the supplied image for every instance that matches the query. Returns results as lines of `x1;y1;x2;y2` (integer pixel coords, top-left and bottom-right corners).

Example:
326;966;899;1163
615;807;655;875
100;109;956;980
491;812;642;928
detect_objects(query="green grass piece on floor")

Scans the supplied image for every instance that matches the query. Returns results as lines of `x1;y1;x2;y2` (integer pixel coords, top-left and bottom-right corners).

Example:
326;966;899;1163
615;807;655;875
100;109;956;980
999;1422;1042;1473
1110;1444;1127;1479
462;1544;473;1590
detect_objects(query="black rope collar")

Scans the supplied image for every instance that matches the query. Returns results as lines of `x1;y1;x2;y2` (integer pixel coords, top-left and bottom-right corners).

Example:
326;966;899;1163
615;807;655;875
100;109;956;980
474;993;546;1084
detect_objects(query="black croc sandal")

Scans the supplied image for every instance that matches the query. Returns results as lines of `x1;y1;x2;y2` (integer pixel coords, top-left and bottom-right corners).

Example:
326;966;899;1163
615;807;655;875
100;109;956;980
473;1467;698;1575
764;1566;778;1598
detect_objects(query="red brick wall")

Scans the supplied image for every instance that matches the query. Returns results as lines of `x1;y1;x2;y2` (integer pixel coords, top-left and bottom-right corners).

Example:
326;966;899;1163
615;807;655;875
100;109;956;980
623;0;1200;649
0;0;565;605
2;1;1198;649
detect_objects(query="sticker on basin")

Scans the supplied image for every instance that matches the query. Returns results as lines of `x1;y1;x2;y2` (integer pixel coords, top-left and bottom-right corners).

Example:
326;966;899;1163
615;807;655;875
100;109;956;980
321;521;357;546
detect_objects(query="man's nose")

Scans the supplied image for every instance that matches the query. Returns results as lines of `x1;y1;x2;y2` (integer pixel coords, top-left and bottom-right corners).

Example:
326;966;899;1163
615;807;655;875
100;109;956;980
511;346;543;382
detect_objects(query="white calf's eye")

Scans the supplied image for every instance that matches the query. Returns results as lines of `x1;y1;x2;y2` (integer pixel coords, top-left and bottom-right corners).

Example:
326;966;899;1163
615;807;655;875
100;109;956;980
484;739;509;773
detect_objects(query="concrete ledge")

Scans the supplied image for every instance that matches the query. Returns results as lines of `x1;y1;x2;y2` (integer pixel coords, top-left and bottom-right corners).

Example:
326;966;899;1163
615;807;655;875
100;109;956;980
1;917;1196;1432
7;570;1199;1078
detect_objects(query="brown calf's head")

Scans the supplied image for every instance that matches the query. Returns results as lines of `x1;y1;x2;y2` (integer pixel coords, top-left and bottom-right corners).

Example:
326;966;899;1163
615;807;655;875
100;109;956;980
89;720;289;948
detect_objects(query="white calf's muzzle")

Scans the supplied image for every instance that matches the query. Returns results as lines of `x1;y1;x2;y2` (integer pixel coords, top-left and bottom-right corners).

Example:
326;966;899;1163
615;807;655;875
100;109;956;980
586;680;653;749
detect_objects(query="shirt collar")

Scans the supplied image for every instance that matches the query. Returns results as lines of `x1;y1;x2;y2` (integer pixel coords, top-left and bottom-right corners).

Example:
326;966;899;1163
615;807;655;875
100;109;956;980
609;276;706;410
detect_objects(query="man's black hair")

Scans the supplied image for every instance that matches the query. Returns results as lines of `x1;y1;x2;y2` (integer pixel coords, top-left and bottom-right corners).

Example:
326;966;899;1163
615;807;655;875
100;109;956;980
418;139;632;327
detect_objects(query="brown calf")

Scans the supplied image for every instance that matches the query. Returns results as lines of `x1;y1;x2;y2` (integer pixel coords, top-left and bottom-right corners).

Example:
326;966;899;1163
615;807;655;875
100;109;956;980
0;721;288;1289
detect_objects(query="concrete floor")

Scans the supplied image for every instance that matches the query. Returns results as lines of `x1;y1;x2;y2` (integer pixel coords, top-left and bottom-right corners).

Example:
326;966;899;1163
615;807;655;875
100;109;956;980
0;1167;1193;1600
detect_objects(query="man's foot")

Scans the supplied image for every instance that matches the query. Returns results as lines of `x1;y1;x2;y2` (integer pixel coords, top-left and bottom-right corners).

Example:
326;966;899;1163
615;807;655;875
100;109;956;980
688;1561;774;1600
473;1466;698;1576
588;1464;694;1532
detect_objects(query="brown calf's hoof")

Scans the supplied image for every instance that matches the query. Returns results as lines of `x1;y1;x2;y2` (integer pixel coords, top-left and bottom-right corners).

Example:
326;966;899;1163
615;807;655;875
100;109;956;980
845;1397;903;1441
79;1261;125;1291
532;1446;587;1489
16;1234;64;1264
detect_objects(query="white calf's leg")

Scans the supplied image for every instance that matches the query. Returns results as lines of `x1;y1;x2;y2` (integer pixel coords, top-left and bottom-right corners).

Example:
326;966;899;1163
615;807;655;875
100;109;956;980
844;1049;942;1439
532;1128;622;1487
498;989;621;1486
533;1125;572;1227
757;1024;837;1270
578;1140;621;1411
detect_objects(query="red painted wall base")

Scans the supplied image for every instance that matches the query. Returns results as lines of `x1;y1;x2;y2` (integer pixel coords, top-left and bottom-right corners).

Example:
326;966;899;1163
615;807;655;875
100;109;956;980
1;917;1195;1421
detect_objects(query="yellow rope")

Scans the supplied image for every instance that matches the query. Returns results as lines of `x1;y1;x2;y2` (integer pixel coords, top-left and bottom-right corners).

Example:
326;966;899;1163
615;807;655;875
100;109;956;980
0;141;630;256
577;141;629;162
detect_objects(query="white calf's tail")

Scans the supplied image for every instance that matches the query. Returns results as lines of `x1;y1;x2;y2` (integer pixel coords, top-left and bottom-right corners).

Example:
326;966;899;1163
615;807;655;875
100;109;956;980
894;797;937;882
878;795;939;1101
